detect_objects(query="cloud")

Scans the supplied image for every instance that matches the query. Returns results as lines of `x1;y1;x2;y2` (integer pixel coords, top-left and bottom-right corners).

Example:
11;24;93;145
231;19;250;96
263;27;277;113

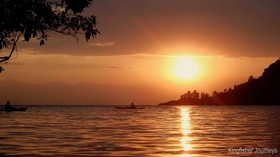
91;0;280;57
9;0;280;57
5;62;24;66
89;41;116;47
106;65;137;69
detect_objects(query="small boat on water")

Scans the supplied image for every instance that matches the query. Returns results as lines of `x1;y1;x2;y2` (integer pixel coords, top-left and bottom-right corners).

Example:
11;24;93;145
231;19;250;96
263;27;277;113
0;107;27;112
1;101;27;112
115;106;145;109
115;102;144;109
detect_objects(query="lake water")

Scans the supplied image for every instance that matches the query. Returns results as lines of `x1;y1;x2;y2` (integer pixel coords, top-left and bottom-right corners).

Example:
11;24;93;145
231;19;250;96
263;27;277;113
0;105;279;157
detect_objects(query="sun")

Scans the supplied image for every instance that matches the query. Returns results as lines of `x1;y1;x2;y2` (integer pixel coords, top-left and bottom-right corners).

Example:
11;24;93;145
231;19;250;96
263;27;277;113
173;58;199;80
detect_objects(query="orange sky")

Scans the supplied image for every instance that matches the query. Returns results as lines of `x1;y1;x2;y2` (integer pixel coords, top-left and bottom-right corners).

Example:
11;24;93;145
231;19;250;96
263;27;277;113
0;0;279;105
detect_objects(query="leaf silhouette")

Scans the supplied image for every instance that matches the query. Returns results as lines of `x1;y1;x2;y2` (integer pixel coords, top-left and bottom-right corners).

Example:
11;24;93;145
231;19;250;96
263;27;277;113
85;31;91;42
40;40;44;46
24;29;32;42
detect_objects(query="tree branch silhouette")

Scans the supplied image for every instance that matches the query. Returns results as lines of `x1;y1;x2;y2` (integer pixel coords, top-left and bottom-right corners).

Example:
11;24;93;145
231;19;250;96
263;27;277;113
0;0;99;73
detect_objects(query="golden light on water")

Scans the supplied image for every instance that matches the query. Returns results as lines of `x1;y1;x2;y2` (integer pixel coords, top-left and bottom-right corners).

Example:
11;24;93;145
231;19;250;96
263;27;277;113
180;108;192;157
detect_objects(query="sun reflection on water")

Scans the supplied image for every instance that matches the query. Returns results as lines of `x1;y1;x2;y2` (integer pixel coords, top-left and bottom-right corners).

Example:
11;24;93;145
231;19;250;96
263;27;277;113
180;108;192;157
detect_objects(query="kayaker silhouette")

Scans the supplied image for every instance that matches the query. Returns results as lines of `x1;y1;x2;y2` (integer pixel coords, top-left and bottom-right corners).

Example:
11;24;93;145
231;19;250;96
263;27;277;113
131;103;136;109
5;101;12;112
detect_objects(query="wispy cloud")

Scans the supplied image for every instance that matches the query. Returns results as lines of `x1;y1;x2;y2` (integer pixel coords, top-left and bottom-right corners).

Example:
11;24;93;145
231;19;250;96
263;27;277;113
106;65;137;69
5;62;24;66
89;42;116;47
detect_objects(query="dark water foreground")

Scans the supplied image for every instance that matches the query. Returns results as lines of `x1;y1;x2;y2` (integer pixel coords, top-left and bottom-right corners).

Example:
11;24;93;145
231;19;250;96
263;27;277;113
0;105;279;157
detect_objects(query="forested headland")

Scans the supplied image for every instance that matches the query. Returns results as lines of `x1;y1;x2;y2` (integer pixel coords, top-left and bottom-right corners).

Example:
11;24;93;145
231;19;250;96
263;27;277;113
159;59;280;105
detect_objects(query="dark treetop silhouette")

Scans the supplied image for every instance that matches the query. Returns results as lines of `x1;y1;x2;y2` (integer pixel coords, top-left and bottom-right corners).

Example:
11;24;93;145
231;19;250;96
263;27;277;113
0;0;100;73
159;59;280;106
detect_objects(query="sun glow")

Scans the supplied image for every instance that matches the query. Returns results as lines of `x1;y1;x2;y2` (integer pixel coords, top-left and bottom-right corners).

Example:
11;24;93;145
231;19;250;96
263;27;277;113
173;57;199;80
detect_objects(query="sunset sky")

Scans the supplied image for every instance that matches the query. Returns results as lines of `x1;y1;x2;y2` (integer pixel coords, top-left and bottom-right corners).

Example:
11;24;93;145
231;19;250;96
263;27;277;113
1;0;279;105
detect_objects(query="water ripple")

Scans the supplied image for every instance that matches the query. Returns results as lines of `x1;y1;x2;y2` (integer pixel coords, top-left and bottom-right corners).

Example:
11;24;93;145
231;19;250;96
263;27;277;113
0;105;279;156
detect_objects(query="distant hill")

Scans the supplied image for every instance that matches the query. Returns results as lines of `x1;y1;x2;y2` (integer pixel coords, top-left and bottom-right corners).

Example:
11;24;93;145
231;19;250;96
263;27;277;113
159;59;280;105
0;80;175;105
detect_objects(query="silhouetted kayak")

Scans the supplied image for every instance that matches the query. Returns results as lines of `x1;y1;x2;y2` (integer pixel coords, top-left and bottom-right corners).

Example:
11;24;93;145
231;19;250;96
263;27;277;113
115;106;145;109
0;107;27;112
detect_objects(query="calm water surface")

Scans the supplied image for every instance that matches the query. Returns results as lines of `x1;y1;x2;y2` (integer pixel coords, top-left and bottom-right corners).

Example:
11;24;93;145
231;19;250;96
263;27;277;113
0;105;279;157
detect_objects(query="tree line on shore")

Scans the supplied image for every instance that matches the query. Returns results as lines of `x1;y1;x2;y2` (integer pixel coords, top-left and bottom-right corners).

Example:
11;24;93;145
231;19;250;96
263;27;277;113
159;59;280;105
